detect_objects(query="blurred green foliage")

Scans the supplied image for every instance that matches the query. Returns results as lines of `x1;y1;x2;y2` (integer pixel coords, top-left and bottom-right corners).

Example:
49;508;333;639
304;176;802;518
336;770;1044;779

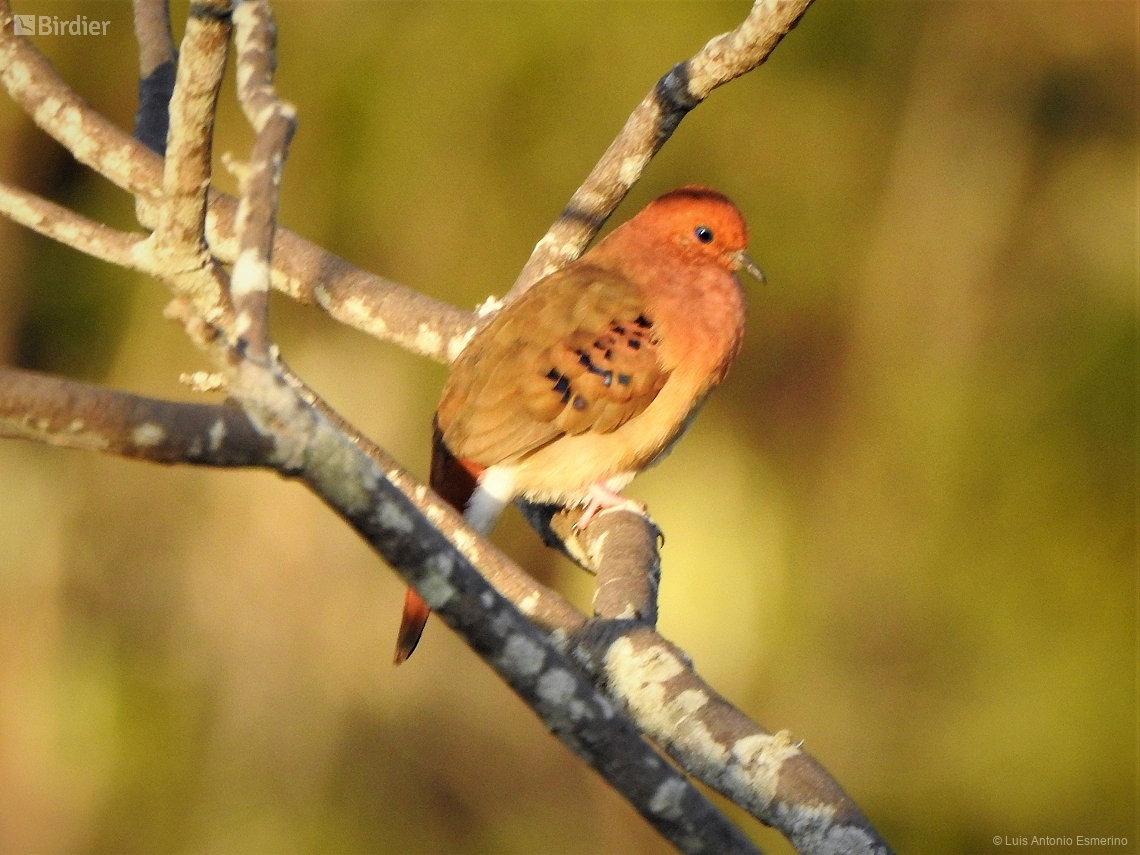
0;2;1135;854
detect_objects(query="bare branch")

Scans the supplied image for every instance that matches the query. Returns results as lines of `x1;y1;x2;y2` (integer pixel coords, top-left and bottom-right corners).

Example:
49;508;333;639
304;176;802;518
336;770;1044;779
152;0;230;257
226;0;295;358
280;366;589;639
0;179;148;269
0;0;474;362
0;367;271;465
515;503;895;853
508;0;816;299
230;357;766;855
517;502;662;625
585;510;662;624
575;624;892;855
548;512;895;855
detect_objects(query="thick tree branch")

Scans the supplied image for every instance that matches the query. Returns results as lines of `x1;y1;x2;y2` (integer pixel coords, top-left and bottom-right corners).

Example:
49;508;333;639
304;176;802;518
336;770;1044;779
0;366;270;464
575;624;891;855
233;362;767;855
550;514;895;854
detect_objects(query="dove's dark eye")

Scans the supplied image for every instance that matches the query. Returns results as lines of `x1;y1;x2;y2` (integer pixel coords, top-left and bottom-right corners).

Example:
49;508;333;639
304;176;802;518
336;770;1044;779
695;226;714;244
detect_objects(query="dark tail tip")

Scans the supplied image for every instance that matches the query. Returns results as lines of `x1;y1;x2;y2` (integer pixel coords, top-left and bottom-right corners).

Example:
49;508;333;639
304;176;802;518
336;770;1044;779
393;586;432;664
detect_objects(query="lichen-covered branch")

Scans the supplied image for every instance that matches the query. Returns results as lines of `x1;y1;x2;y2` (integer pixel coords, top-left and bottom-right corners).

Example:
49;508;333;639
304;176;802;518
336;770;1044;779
138;0;234;333
560;517;895;855
515;502;894;853
578;625;891;855
232;359;766;855
0;367;271;464
227;0;295;357
152;0;230;259
0;0;474;363
0;179;149;269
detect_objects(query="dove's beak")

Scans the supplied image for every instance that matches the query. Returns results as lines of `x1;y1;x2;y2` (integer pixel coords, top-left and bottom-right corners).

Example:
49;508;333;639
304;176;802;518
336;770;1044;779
733;250;766;286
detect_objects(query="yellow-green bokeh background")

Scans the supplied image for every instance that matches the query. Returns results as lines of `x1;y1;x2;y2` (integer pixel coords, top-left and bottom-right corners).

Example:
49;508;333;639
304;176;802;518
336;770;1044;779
0;2;1135;853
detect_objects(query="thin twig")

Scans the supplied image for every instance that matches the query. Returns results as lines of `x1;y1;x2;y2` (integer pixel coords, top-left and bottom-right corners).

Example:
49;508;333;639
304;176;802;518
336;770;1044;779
507;0;815;299
0;179;148;269
227;0;295;358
